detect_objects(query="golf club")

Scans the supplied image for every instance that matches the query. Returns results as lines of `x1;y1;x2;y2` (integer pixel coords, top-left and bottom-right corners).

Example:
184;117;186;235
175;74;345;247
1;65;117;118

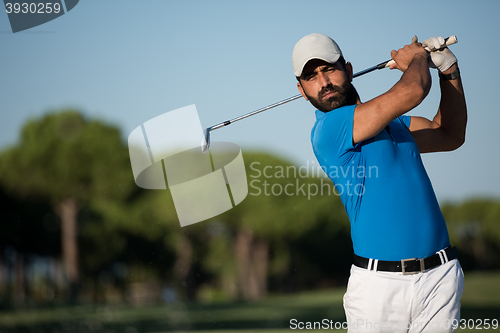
201;35;458;152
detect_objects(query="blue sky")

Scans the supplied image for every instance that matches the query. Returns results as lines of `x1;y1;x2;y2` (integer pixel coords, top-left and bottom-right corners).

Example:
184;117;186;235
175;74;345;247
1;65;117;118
1;0;499;202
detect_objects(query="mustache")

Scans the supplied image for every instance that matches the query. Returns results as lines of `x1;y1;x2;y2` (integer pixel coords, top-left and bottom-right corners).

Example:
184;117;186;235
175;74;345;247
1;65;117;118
319;84;343;99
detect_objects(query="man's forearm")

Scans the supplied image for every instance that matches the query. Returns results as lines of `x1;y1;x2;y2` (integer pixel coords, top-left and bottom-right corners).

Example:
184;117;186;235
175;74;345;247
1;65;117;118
401;55;432;96
434;63;468;147
389;53;432;116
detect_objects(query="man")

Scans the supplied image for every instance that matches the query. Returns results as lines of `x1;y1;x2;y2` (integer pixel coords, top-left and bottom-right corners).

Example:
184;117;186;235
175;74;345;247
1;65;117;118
292;33;467;332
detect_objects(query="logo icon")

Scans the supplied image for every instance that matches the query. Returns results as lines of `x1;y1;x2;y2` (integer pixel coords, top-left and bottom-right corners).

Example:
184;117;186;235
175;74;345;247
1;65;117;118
4;0;79;33
128;105;248;227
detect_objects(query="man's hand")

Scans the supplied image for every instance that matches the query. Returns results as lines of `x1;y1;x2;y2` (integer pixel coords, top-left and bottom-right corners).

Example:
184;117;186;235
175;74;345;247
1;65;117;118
422;36;457;73
389;38;428;72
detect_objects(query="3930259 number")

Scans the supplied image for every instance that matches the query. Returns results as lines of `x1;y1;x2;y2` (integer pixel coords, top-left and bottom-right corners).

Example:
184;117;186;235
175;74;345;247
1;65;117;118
445;318;499;330
5;2;61;14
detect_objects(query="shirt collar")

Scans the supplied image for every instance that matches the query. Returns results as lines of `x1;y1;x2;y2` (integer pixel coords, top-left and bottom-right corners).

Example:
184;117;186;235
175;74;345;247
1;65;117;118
315;105;356;120
315;109;327;120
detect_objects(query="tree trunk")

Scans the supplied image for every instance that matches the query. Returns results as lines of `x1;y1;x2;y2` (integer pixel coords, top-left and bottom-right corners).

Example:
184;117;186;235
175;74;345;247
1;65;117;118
234;228;268;301
55;197;79;302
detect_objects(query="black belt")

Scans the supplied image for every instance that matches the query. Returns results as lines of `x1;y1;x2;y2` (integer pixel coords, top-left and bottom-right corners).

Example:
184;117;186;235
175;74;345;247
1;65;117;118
353;246;458;275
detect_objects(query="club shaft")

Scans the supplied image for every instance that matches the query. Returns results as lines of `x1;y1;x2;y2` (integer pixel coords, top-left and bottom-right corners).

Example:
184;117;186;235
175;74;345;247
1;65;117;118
208;94;303;132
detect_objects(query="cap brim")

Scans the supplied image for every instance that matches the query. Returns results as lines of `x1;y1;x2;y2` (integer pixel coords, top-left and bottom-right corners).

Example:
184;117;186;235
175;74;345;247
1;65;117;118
294;53;341;77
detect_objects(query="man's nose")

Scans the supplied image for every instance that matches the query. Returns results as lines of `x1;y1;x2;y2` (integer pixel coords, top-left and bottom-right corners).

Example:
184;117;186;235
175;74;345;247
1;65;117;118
317;72;331;87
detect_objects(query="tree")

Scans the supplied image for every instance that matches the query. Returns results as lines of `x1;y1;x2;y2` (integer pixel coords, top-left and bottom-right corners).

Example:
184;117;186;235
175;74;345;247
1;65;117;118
0;110;135;300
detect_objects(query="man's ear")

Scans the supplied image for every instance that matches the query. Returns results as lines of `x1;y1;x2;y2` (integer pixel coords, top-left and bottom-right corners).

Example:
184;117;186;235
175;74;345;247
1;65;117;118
297;81;309;101
346;62;353;82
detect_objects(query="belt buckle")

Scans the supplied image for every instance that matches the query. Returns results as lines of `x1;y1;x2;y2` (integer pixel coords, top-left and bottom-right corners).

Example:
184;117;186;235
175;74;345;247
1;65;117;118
401;258;425;275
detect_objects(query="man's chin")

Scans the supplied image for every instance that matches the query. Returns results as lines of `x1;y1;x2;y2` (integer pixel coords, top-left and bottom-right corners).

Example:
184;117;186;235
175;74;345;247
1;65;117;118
311;97;344;112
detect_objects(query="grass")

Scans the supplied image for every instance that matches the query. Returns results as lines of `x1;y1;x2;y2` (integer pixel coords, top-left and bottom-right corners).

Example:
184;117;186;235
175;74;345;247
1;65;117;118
0;271;498;332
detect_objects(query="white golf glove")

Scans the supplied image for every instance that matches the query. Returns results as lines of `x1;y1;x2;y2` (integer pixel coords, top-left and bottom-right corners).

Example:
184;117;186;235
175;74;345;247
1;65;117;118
422;36;457;73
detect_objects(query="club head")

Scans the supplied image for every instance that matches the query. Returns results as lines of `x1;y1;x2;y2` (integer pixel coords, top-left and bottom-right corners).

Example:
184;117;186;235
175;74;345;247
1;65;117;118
201;128;211;153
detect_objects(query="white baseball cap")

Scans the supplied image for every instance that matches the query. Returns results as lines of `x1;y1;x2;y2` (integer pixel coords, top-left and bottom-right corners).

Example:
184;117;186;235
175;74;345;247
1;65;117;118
292;33;343;77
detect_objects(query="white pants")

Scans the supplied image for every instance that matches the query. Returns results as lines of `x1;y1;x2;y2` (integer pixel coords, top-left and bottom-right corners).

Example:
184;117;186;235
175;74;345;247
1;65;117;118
343;259;464;333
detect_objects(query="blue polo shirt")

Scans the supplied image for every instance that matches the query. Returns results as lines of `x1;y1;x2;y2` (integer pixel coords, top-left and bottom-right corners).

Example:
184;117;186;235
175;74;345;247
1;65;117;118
311;105;450;261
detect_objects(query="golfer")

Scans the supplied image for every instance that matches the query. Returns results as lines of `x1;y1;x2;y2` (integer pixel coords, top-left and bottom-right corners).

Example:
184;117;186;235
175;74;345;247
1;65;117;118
292;33;467;332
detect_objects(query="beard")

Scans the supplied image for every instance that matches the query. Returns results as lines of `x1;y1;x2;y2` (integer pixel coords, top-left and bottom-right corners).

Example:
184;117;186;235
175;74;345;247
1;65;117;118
305;80;359;112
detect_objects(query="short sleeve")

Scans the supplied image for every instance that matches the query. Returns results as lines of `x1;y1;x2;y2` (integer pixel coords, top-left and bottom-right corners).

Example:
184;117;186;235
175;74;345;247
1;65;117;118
311;105;357;163
396;115;412;130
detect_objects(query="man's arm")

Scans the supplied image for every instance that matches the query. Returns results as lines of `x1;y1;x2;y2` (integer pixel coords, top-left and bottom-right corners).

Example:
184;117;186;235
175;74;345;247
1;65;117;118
352;42;431;144
408;62;467;153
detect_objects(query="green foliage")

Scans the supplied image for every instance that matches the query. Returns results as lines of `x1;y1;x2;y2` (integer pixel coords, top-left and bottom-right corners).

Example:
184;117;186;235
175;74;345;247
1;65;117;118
0;110;134;203
443;199;500;243
78;208;128;273
442;198;500;270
